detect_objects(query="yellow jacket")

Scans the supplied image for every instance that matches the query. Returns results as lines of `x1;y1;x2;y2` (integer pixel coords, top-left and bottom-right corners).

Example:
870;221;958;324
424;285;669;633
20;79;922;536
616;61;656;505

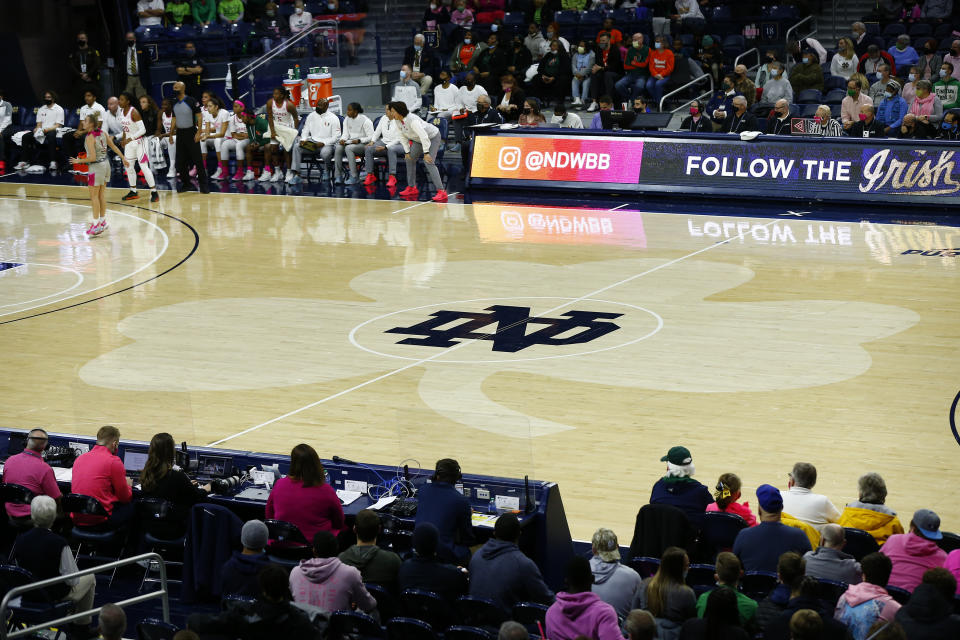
837;506;904;545
782;512;820;550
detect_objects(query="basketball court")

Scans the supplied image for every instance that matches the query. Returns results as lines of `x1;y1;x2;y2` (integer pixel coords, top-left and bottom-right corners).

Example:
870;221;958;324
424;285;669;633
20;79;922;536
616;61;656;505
2;182;958;541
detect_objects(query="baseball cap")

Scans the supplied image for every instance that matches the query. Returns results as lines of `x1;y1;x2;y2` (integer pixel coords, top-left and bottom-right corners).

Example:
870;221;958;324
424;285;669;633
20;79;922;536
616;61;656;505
756;484;783;513
912;509;942;540
660;446;692;465
241;519;269;551
592;528;620;562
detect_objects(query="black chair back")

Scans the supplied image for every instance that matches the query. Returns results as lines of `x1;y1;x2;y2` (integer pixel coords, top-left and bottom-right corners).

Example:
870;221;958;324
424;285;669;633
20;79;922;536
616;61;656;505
686;563;717;594
220;594;257;611
937;531;960;553
328;610;385;640
365;582;399;621
264;519;312;561
387;617;438;640
62;493;109;518
401;589;452;629
136;618;180;640
741;570;778;601
445;626;495;640
625;556;660;579
842;527;880;561
0;483;35;506
455;596;509;630
701;511;748;557
813;578;848;603
885;585;911;605
512;601;549;635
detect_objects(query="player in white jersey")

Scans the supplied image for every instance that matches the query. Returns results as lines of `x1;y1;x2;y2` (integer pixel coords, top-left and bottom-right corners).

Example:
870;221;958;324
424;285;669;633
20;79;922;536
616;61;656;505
219;100;251;181
117;92;158;202
158;98;177;179
261;86;299;183
201;98;230;179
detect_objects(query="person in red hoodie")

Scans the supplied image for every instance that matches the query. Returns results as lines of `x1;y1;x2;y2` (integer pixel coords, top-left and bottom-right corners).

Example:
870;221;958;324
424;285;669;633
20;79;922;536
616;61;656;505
645;35;675;110
545;556;623;640
880;509;948;591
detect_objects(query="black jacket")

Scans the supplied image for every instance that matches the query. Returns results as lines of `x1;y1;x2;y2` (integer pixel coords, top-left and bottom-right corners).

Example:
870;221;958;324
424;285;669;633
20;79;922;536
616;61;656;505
121;43;152;86
69;47;102;83
894;583;960;640
762;594;853;640
718;110;759;133
398;556;468;601
848;118;886;137
189;599;323;640
402;46;440;80
495;87;527;122
680;115;713;132
766;114;793;135
592;45;624;75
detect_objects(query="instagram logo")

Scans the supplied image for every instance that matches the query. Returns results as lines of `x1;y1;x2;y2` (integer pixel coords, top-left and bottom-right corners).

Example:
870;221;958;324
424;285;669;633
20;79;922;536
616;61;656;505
498;146;522;170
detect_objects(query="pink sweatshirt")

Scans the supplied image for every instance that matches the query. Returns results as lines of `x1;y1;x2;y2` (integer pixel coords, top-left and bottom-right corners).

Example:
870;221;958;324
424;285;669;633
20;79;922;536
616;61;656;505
944;549;960;594
289;557;377;613
545;591;623;640
836;581;901;621
880;533;947;591
707;500;758;527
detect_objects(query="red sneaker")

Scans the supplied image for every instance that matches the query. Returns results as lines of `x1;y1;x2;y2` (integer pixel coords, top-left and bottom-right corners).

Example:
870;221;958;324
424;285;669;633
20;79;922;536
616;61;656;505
0;160;5;176
399;186;419;197
431;189;448;202
363;173;377;185
386;175;398;188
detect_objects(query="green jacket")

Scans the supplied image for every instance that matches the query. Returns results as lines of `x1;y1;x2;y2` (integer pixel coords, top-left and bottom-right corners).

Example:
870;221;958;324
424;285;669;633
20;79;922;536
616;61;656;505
192;0;217;23
167;1;191;23
623;45;650;73
789;61;824;93
219;0;244;20
247;115;269;145
934;77;960;109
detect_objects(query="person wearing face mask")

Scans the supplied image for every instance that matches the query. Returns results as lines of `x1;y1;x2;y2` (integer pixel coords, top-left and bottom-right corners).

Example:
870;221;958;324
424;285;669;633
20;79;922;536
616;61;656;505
332;103;373;186
68;31;101;98
550;103;584;128
897;113;927;139
887;35;919;71
524;23;548;60
850;21;870;58
474;34;509;94
842;79;874;130
191;0;217;26
715;96;757;134
830;37;858;80
679;100;711;132
916;38;942;81
496;74;526;122
403;34;439;96
644;35;673;111
900;65;920;106
589;95;614;129
386;100;448;202
707;74;742;122
449;31;483;84
759;62;793;110
137;0;165;25
546;22;570;53
450;0;474;28
614;34;650;105
812;104;843;136
936;110;960;140
786;37;826;72
393;64;424;113
595;18;623;49
19;91;64;173
944;41;960;81
849;104;885;137
170;82;209;192
363;105;405;188
571;40;596;107
875;80;908;135
292;97;338;183
934;63;960;109
422;0;450;28
857;44;895;78
907;79;943;137
451;72;488;149
289;0;313;33
765;99;793;135
789;50;824;94
732;64;756;106
176;42;205;99
586;34;623;112
755;51;786;87
506;34;534;78
531;39;570;108
457;94;502;172
120;32;150;100
518;98;547;127
868;64;893;104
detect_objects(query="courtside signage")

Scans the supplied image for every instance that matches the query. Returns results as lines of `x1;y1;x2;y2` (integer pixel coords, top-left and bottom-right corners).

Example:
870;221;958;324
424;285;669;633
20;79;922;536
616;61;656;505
471;135;644;183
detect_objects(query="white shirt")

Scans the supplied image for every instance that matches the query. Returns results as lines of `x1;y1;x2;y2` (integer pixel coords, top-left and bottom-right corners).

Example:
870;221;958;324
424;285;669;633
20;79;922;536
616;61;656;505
780;487;842;532
202;108;230;137
137;0;164;26
303;110;341;144
289;10;313;33
370;115;403;146
36;104;65;130
395;113;439;151
103;109;123;137
457;84;488;112
226;112;246;138
392;81;422;112
339;113;374;143
554;113;584;128
78;101;106;126
830;53;857;79
0;101;12;130
675;0;704;20
432;83;460;114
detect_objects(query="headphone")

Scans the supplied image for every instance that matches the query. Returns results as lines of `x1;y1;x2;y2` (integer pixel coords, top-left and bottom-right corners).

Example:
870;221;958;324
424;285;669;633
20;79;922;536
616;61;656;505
433;458;461;483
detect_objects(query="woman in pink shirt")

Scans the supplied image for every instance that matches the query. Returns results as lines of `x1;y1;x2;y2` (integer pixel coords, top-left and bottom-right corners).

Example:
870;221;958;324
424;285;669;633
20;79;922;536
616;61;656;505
265;444;345;541
705;473;757;527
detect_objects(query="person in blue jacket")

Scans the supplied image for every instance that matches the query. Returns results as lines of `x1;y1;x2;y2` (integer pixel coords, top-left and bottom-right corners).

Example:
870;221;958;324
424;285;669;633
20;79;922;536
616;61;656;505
414;458;475;565
875;79;909;136
468;513;554;610
649;445;714;528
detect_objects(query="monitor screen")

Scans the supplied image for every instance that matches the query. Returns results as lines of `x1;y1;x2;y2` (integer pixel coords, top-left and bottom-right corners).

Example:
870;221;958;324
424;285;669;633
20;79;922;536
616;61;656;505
123;450;149;472
600;110;637;130
198;455;232;477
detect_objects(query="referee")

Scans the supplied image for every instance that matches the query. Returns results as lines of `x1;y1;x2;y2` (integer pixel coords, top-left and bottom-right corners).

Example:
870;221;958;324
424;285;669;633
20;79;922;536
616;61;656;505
172;81;209;193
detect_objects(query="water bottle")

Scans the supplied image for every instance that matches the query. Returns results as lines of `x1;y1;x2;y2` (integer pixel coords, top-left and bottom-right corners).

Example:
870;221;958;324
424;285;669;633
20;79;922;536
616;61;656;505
488;497;496;514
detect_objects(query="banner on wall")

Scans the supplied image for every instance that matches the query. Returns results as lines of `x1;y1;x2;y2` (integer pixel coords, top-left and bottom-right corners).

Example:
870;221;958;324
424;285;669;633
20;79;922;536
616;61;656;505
469;132;960;205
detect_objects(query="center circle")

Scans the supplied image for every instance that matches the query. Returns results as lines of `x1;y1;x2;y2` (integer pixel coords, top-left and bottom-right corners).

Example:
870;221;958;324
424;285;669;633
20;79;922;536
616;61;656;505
349;296;663;364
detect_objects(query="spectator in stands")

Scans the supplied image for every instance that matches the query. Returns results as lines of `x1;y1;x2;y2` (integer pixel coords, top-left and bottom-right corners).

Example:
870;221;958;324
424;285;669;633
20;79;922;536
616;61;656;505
754;552;805;631
525;0;553;27
697;35;722;85
140;432;210;537
787;610;822;640
716;96;758;134
709;74;742;118
524;23;548;60
946;548;960;592
432;69;459;121
764;576;850;640
696;552;758;627
679;100;711;132
587;33;623;112
624;610;657;640
288;0;312;33
850;72;871;94
414;459;474;564
506;34;534;80
2;428;60;523
266;443;344;541
876;80;909;135
339;509;401;591
645;35;673;111
922;0;953;20
902;66;921;106
70;426;133;528
98;604;126;640
450;31;481;84
475;35;508;94
836;552;901;640
496;73;526;122
393;65;423;113
69;31;101;98
803;523;862;584
787;37;827;71
840;80;872;130
519;97;546;126
935;63;960;110
596;17;623;49
849;104;886;137
838;473;904;545
734;485;812;573
944;41;960;81
898;113;927;139
332;102;373;185
869;65;894;104
403;34;438;96
733;64;756;107
19;90;63;173
192;564;323;639
759;62;794;108
917;38;942;81
589;528;640;619
851;22;870;58
450;71;488;148
881;509;947;591
363;107;404;187
706;473;757;527
167;0;192;25
633;546;696;637
780;463;840;532
137;0;165;25
550;103;583;128
831;38;858;80
939;110;960;140
570;40;596;108
790;52;824;94
766;99;792;135
546;23;570;53
398;522;468;598
814;104;844;136
451;0;474;29
671;0;704;33
907;77;944;136
894;567;960;638
288;530;378;613
682;587;750;640
888;35;919;72
13;494;88;620
469;512;553;610
422;0;449;30
532;40;570;107
547;556;622;640
859;44;895;77
499;621;530;640
219;0;245;23
562;0;587;9
649;445;712;527
614;34;649;104
176;42;205;99
220;520;271;598
757;51;786;88
192;0;217;26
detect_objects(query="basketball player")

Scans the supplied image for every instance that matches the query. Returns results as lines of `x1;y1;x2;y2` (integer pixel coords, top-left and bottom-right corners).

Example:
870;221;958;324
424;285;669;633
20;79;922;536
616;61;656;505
201;97;230;179
69;114;127;236
158;98;177;179
261;86;299;183
116;92;159;202
220;100;250;181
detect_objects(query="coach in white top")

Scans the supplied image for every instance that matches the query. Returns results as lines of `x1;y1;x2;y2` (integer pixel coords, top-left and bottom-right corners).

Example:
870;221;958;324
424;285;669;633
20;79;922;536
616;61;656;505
387;100;446;201
780;462;841;533
333;102;374;184
294;98;341;180
21;90;65;172
137;0;165;26
363;113;405;186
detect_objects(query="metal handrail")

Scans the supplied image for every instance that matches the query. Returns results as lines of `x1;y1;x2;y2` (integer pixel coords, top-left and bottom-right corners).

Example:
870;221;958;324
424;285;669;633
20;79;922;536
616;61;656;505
734;48;761;72
660;72;714;113
785;15;817;52
236;19;337;79
0;552;170;639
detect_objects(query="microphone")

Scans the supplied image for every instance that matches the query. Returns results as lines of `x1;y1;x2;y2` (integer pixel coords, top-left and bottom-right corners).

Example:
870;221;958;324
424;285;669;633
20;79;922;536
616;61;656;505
333;455;358;465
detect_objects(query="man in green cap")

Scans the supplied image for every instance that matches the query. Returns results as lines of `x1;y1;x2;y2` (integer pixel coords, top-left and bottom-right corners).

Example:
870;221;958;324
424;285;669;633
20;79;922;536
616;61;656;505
650;445;713;528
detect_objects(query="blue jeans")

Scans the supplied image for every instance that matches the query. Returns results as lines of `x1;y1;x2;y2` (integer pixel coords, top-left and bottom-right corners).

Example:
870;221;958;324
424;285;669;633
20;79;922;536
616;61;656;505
571;75;592;101
615;73;648;102
646;76;670;108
